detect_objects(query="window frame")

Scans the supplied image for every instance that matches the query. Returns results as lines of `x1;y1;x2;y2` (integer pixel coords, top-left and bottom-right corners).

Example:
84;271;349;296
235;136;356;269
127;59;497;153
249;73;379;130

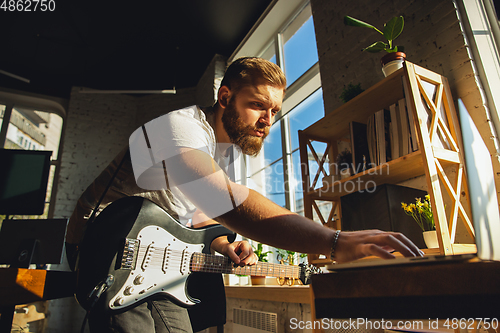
229;0;323;213
0;91;67;219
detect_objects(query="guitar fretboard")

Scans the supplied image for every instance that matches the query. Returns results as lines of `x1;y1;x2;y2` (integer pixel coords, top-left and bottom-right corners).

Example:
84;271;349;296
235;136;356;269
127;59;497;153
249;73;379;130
190;252;300;278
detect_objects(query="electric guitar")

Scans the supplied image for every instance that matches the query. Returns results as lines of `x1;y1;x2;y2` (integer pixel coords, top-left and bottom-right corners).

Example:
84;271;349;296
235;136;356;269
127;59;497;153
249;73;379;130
75;196;319;313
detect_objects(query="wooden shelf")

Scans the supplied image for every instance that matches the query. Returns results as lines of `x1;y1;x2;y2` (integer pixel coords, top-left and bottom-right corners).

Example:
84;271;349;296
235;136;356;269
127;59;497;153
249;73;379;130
300;62;473;257
302;68;406;142
306;151;424;200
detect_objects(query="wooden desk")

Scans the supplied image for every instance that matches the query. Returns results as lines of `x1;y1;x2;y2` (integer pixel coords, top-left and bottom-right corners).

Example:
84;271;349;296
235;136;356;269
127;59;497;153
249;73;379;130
0;268;75;306
225;285;311;304
0;268;75;333
311;260;500;319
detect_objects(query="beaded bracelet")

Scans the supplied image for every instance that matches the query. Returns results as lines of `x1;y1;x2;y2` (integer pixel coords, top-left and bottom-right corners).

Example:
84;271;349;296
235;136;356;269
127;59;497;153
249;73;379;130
330;230;341;262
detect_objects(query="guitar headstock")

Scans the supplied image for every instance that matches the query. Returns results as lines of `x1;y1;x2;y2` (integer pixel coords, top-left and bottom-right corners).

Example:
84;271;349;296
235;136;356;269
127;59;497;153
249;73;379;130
298;263;321;285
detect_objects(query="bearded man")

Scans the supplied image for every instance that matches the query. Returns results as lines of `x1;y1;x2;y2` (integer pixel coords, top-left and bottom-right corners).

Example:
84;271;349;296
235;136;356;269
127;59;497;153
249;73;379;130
67;57;422;333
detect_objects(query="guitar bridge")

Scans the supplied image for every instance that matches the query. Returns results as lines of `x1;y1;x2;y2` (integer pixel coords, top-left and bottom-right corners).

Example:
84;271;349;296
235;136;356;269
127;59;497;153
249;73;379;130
120;238;139;269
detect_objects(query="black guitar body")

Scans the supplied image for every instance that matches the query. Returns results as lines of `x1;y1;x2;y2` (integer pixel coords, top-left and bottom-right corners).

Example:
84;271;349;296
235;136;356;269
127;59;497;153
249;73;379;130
75;196;235;314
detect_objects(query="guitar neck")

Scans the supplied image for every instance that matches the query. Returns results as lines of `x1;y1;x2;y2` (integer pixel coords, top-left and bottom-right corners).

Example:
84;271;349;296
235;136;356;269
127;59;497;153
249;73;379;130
190;253;301;279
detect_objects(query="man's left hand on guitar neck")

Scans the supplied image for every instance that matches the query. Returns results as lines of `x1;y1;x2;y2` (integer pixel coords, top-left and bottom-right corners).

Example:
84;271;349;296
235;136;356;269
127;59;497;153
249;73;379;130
211;237;258;266
191;209;258;266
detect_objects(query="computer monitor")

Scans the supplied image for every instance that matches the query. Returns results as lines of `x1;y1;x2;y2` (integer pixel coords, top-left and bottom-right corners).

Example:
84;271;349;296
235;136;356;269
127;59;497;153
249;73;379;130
0;149;52;215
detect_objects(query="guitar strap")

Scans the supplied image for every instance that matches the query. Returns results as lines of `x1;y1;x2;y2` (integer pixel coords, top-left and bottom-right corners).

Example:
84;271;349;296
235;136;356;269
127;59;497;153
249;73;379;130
86;148;129;227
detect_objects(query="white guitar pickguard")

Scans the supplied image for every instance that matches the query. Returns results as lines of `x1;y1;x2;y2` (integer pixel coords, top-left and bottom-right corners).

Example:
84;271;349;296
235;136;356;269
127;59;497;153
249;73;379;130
109;225;204;310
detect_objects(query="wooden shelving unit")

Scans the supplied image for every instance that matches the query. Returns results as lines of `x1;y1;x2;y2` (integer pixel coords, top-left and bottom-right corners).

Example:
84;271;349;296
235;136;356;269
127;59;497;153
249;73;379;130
299;62;475;264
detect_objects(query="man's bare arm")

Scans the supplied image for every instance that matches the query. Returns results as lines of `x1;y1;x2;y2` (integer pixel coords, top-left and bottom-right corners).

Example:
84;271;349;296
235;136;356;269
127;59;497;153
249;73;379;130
165;148;422;263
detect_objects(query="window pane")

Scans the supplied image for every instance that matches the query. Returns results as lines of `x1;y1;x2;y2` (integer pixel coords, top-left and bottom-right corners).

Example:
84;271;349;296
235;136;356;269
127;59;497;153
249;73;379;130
292;150;304;215
282;15;319;86
262;121;282;165
312;201;334;225
308;141;329;191
1;107;64;218
289;88;324;151
261;41;276;64
0;105;4;131
3;108;63;157
247;162;286;207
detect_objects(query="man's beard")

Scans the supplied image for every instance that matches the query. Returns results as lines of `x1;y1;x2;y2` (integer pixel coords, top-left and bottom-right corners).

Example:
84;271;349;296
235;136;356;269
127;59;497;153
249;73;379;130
221;98;269;157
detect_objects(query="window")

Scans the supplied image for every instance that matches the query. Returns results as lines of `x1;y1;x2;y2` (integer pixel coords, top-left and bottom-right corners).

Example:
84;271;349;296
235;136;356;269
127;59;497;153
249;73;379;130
0;99;65;220
457;0;500;153
237;1;323;213
228;0;324;267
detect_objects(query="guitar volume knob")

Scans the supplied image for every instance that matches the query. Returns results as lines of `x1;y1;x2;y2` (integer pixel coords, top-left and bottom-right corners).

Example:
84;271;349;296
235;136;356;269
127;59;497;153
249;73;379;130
134;275;145;285
124;286;135;295
114;297;124;306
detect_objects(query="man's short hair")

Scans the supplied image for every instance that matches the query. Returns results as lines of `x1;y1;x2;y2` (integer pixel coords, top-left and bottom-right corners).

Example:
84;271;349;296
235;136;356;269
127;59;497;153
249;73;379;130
220;57;286;94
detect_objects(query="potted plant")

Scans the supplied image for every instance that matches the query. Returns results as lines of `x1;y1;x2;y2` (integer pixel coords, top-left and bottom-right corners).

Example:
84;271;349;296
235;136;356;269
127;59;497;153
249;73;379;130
401;194;438;248
253;243;272;262
344;15;406;76
339;83;364;103
251;243;272;285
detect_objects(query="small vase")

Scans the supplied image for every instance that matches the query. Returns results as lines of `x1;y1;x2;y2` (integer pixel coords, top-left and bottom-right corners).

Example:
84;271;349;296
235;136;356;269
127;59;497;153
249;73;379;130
381;52;406;77
423;230;439;249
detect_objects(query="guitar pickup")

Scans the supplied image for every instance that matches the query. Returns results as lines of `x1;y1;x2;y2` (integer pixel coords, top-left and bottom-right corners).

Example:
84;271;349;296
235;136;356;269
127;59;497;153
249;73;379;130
120;238;139;270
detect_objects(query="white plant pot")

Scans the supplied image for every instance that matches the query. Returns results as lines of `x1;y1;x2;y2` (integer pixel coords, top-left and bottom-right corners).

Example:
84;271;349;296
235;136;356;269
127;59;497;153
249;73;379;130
381;52;406;77
423;230;439;249
382;59;405;77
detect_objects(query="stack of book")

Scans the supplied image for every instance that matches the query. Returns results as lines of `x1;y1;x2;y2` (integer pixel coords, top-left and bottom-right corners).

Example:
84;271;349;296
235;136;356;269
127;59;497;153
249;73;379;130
350;98;419;174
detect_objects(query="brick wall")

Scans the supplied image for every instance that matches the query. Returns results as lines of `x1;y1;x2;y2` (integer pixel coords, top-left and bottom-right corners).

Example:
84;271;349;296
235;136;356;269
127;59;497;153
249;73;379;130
54;82;215;219
54;91;138;218
311;0;466;110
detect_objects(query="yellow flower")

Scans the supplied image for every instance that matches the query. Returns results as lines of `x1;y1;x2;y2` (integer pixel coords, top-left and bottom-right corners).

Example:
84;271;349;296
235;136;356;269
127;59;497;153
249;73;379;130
401;193;435;232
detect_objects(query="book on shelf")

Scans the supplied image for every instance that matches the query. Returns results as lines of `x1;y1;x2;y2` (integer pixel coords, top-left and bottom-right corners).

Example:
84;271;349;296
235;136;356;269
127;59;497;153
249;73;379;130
389;103;400;159
364;98;419;168
375;109;386;165
398;98;410;156
367;114;377;167
349;121;370;174
402;78;420;152
376;109;392;164
366;109;392;167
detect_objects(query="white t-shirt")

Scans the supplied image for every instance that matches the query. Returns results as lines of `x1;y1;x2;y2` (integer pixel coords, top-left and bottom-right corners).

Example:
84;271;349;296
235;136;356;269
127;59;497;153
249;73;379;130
129;105;244;224
67;105;241;244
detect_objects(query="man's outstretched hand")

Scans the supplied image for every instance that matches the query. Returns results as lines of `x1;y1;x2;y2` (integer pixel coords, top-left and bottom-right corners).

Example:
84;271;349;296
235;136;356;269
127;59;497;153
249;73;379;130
333;229;424;264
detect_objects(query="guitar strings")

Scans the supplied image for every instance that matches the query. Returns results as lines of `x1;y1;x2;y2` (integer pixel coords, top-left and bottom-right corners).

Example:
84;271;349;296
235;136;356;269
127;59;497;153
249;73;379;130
129;244;301;278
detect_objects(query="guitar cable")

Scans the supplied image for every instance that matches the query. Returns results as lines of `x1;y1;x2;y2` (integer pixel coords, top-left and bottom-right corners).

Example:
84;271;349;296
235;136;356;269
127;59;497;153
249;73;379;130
80;275;115;333
77;150;127;333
